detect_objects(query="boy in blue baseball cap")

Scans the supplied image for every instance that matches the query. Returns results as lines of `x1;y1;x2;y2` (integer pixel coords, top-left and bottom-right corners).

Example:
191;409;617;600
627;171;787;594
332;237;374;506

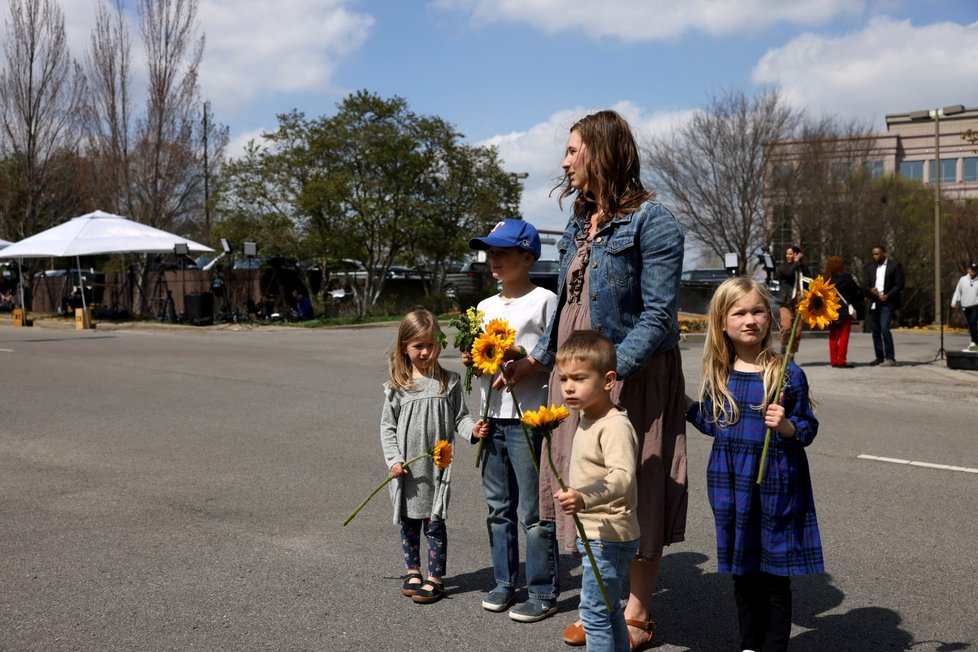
469;219;543;260
465;219;560;622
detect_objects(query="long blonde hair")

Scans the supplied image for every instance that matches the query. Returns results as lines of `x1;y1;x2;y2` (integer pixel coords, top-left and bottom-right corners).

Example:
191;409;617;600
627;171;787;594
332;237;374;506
699;277;782;426
388;309;448;392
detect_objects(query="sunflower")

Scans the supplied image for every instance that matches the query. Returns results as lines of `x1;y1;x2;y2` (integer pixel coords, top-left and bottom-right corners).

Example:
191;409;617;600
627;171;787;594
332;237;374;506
472;332;507;375
484;318;516;349
797;275;841;330
432;440;453;470
344;440;454;526
521;404;571;432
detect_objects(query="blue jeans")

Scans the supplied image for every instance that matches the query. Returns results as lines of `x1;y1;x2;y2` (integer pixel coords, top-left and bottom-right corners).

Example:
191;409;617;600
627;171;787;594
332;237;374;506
481;419;559;601
576;538;639;652
868;303;896;361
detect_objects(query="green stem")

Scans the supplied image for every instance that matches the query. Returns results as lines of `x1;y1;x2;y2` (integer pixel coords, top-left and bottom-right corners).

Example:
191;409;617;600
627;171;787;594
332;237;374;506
474;381;494;468
756;312;800;485
509;387;540;475
343;451;428;526
542;431;613;612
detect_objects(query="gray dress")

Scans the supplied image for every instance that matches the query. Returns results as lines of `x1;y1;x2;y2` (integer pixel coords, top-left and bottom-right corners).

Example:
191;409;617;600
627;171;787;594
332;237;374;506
380;372;474;525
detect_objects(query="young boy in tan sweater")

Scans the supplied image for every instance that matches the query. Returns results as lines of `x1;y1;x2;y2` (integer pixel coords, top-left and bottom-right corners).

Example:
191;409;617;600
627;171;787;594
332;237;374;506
553;330;639;652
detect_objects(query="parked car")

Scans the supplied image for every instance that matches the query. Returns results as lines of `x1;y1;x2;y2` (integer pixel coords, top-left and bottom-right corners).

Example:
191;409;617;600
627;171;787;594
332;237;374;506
680;268;731;284
529;259;560;293
444;261;491;299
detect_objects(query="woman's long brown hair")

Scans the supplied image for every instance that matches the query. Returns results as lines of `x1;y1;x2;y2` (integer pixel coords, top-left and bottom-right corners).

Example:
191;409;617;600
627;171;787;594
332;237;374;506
554;110;653;224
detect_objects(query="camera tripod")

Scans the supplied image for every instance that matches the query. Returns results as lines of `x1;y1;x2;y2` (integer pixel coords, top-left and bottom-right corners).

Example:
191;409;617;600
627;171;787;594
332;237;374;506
152;271;177;323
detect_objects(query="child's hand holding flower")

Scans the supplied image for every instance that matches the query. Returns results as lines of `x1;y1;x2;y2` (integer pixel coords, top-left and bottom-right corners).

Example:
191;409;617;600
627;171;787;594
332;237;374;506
554;487;585;515
472;420;490;440
344;441;454;526
764;402;796;438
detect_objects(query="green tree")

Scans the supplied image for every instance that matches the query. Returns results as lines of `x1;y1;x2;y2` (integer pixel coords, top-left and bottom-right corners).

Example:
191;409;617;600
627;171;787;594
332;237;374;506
216;91;520;318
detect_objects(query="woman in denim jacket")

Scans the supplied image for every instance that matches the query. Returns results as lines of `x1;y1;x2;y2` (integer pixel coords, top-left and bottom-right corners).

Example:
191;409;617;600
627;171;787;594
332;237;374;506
507;110;688;650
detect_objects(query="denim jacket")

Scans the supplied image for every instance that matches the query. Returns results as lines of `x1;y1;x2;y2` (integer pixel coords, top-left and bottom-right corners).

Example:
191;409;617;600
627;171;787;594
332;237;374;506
530;200;683;380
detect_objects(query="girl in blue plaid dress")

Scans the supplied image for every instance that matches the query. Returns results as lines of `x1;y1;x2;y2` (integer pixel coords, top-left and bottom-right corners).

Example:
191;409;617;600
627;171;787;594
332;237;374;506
685;278;823;652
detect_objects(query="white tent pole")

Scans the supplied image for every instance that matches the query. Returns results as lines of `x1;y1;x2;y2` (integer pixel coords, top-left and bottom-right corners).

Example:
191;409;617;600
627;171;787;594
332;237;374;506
17;258;25;311
76;255;89;316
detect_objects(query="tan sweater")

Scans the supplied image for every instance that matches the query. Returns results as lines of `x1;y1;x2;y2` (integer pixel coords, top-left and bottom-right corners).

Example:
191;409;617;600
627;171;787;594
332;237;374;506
568;409;640;542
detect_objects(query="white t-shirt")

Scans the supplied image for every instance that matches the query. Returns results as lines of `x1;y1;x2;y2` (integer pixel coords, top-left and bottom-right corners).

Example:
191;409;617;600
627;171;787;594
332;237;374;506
872;260;887;309
476;286;558;419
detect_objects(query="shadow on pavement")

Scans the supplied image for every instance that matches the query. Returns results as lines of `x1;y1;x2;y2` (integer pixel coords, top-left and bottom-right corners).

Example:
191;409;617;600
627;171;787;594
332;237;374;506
648;552;959;650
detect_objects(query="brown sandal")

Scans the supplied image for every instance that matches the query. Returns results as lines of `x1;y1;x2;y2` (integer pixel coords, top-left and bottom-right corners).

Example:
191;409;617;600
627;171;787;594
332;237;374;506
562;620;585;646
626;617;656;651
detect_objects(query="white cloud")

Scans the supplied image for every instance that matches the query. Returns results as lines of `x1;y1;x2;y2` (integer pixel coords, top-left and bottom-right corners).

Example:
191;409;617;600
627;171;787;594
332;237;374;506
2;0;372;122
225;126;271;160
436;0;860;40
198;0;373;116
480;102;693;238
752;17;978;122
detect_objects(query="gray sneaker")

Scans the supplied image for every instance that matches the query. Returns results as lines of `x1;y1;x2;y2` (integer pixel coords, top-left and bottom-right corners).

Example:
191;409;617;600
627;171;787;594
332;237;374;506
881;359;897;367
509;599;557;623
481;587;516;612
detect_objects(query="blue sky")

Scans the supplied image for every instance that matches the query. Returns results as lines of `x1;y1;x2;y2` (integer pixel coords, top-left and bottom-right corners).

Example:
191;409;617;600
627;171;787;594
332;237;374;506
7;0;978;259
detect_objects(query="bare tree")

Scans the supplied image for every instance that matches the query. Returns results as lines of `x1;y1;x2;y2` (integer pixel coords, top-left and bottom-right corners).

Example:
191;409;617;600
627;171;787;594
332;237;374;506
0;0;86;240
84;0;226;237
133;0;207;234
83;0;133;217
644;88;801;273
765;116;882;268
82;0;227;314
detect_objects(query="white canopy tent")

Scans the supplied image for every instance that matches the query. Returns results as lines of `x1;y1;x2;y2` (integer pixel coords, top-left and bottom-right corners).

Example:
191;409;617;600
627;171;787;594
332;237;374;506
0;237;12;249
0;210;213;318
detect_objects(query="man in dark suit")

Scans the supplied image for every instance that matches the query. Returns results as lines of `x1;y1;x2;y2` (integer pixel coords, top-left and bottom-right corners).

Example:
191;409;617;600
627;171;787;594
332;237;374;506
864;245;904;366
774;245;809;355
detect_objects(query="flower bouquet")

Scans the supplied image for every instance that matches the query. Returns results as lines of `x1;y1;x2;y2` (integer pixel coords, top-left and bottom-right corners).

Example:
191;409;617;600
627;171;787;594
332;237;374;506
757;275;840;484
448;307;485;393
470;318;516;468
521;404;613;612
343;440;454;526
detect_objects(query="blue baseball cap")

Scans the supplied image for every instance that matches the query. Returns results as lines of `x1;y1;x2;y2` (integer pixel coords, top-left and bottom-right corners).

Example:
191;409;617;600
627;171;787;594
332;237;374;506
469;220;541;260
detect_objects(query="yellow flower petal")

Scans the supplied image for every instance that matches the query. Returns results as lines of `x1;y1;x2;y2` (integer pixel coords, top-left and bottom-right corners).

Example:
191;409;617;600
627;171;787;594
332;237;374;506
798;275;841;330
472;332;506;375
432;440;453;469
484;318;516;350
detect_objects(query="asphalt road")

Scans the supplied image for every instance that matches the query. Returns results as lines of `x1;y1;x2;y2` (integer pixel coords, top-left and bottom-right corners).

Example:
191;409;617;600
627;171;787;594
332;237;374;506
1;320;976;651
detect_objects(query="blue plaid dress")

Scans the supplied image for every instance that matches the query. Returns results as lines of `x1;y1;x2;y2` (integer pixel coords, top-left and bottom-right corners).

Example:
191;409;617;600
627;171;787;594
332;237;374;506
687;363;824;576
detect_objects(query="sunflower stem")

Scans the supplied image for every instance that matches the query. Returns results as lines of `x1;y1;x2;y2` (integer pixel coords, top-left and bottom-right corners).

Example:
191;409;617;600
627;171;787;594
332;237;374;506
509;388;540;475
474;382;494;468
756;312;801;485
343;452;430;526
542;431;613;612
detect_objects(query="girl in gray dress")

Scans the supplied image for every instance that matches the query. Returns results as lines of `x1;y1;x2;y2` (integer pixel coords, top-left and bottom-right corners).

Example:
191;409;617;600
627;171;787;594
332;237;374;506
381;309;481;604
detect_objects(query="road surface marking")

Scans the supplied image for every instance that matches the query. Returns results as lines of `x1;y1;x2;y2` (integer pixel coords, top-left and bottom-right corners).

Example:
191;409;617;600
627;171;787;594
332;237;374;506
859;454;978;474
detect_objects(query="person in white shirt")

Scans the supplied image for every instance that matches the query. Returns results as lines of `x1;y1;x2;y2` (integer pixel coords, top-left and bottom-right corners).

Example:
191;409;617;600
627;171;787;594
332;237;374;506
863;245;904;366
950;262;978;350
466;219;561;623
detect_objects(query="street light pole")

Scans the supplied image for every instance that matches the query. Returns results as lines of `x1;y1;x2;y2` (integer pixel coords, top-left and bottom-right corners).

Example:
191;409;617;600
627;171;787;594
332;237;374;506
509;172;528;218
910;104;964;324
933;109;942;327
